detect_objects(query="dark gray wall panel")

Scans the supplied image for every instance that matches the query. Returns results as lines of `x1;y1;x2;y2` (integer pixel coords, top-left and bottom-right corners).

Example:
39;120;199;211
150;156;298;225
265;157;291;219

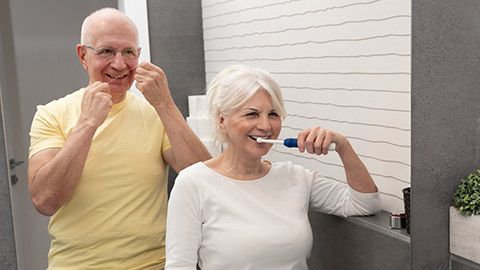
147;0;206;117
452;255;480;270
412;1;480;269
147;0;206;187
307;212;410;270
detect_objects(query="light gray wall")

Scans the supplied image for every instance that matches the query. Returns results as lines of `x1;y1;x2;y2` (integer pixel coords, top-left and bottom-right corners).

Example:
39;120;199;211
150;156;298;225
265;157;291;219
0;2;18;268
0;110;17;269
0;1;117;269
0;95;17;270
0;0;28;268
411;1;480;269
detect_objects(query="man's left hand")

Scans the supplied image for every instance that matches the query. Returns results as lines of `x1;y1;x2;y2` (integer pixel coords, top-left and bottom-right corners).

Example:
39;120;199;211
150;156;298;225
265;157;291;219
134;62;171;108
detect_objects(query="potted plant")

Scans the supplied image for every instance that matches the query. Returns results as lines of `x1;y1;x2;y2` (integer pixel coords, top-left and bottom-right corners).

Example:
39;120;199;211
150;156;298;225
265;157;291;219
450;170;480;264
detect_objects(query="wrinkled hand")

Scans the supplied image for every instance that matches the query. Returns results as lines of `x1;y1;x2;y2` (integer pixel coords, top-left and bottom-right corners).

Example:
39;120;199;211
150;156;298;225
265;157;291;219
297;127;346;155
80;81;112;128
134;62;171;108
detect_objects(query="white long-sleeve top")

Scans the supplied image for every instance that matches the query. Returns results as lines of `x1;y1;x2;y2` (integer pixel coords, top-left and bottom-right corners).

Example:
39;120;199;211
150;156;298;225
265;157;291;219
166;161;381;270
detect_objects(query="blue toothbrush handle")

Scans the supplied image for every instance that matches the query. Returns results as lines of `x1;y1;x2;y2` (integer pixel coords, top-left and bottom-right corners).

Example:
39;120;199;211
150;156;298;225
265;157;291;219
283;138;336;151
283;138;298;148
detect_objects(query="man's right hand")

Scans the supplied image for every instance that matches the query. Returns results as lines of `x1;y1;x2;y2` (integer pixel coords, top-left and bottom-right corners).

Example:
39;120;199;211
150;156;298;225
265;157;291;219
79;81;113;128
29;82;112;216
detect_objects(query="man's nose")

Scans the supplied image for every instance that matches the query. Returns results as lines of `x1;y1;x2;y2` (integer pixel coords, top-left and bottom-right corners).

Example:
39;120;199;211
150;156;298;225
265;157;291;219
110;52;127;70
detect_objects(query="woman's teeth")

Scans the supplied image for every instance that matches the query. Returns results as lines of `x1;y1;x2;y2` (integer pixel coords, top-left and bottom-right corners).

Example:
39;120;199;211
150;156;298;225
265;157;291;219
249;135;268;140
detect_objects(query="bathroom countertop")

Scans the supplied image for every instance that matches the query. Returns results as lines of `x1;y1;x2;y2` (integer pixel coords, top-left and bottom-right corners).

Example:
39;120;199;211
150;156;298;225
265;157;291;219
344;210;411;243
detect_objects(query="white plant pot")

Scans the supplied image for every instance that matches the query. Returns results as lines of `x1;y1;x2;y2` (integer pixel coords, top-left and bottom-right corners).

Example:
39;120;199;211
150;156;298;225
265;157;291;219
450;206;480;264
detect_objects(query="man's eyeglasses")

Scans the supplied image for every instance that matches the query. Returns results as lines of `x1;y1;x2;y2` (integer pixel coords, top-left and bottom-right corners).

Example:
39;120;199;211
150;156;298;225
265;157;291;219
83;45;140;61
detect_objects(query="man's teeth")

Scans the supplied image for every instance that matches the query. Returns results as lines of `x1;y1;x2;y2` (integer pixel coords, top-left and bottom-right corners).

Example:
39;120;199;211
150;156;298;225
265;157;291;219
108;74;127;79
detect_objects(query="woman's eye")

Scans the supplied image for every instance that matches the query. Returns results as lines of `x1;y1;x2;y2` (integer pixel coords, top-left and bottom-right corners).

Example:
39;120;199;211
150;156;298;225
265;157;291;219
245;113;258;118
269;112;279;118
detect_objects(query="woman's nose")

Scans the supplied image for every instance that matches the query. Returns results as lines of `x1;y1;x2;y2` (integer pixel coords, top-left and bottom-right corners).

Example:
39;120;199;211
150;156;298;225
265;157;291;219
256;116;271;131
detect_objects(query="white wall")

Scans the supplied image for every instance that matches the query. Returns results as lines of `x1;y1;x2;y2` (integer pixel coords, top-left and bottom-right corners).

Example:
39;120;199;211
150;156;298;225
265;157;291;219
201;0;411;211
118;0;150;97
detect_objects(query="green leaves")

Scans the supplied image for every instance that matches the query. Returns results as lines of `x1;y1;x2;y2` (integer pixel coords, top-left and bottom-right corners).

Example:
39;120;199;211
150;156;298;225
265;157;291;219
453;170;480;216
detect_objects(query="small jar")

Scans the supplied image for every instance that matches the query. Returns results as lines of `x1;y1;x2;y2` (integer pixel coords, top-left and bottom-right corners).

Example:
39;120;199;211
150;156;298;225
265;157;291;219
389;211;406;229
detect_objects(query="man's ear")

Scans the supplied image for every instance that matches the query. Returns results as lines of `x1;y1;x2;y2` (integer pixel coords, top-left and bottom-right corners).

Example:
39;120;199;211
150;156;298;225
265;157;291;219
76;44;88;70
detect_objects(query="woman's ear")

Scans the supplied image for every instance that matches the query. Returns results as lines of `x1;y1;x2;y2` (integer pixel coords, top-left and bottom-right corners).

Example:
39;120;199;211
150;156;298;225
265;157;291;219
219;113;227;133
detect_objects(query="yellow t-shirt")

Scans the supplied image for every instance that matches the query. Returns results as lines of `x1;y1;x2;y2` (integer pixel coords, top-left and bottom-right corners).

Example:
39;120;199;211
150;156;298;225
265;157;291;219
29;89;171;269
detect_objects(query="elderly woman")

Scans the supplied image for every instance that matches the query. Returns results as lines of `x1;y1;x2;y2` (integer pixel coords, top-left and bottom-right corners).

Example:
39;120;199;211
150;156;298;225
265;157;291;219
165;65;381;270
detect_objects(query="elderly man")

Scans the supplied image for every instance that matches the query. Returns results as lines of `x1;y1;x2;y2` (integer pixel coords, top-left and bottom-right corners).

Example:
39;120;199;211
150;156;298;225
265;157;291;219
28;7;211;269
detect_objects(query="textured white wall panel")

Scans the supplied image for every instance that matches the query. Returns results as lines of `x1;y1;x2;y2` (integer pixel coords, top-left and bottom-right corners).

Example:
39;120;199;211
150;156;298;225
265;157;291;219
202;0;411;211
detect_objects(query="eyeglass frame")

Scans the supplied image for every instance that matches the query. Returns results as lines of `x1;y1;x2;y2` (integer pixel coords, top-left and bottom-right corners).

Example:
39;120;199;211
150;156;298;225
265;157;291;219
82;45;141;61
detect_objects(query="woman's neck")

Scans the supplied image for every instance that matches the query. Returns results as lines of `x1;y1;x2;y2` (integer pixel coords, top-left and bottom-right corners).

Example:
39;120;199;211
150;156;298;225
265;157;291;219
205;148;270;181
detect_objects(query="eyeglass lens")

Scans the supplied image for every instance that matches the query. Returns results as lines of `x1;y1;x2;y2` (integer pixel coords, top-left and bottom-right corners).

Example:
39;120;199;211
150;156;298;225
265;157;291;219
85;46;139;60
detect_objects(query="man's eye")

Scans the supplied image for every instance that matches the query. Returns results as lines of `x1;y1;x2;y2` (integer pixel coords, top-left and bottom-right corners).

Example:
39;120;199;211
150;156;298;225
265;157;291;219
99;48;114;56
123;49;136;56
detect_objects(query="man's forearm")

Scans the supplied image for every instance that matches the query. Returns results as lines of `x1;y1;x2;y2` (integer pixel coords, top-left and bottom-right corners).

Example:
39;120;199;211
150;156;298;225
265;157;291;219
155;101;211;172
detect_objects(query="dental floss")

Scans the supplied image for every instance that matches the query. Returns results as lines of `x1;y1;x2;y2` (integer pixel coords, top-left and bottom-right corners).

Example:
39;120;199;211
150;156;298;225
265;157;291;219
257;138;336;151
106;63;140;84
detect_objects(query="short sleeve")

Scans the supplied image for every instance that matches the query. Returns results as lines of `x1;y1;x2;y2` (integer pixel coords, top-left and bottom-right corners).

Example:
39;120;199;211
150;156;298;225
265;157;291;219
29;104;66;158
161;129;171;155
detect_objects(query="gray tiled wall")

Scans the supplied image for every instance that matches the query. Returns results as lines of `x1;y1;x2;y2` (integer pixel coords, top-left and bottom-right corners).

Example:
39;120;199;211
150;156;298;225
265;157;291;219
412;1;480;269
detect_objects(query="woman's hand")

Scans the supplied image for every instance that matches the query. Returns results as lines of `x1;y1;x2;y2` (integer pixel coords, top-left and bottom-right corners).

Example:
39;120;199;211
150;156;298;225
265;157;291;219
297;127;378;193
297;127;346;155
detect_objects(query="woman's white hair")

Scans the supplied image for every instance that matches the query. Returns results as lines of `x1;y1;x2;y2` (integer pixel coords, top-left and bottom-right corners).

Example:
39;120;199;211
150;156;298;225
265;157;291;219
80;7;138;45
206;65;286;144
